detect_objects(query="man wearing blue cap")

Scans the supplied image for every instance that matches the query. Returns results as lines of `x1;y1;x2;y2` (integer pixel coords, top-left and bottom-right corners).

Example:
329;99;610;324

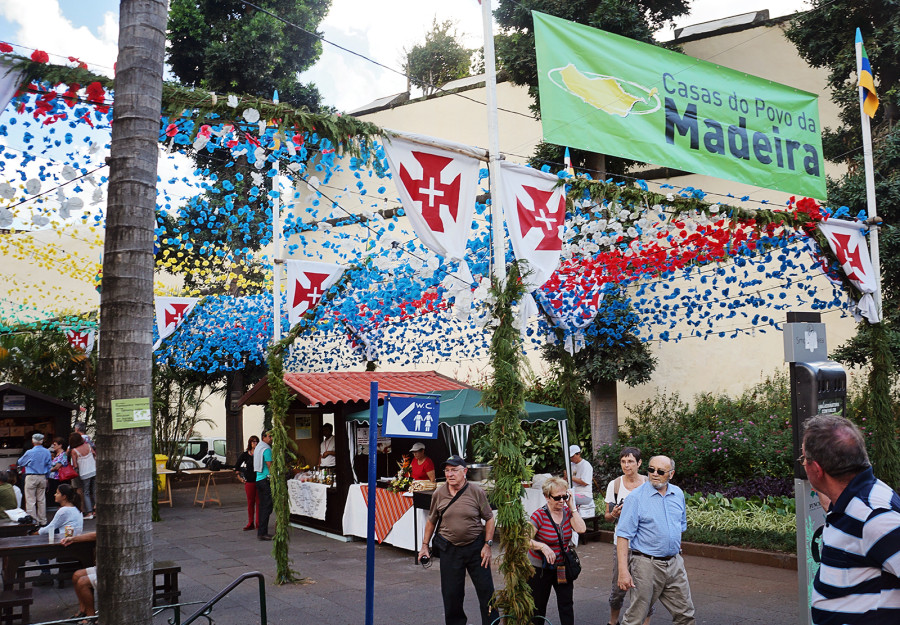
418;455;498;625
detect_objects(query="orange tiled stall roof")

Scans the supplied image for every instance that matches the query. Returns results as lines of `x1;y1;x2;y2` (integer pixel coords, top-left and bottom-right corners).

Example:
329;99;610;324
239;371;470;407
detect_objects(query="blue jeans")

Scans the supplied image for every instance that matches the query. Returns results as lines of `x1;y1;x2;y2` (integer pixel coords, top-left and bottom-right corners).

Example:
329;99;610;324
437;535;497;625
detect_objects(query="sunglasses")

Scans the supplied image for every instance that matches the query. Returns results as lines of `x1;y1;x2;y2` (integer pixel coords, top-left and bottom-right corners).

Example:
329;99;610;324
549;493;569;501
647;468;671;475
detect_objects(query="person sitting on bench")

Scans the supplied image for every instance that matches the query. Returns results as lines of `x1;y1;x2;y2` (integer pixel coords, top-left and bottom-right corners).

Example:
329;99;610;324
60;531;96;623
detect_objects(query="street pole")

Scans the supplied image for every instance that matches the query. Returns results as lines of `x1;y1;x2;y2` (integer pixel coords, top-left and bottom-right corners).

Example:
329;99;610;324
481;0;506;284
855;29;882;321
272;174;282;343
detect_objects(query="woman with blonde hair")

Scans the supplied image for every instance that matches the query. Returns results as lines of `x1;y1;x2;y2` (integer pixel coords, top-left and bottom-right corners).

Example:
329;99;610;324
527;476;586;625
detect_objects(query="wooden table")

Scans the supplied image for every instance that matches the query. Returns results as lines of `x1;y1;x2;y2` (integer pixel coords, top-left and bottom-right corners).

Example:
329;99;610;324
0;534;95;591
183;469;231;508
0;519;36;539
157;468;175;507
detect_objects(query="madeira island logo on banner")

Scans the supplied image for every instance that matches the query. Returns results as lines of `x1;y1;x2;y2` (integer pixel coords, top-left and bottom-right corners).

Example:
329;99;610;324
533;11;826;199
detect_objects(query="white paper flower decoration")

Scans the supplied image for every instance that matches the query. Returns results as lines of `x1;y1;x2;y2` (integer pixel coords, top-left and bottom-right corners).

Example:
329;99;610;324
243;108;260;123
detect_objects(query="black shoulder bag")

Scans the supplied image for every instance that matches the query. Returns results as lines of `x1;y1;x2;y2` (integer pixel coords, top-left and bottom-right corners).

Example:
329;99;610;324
431;482;469;552
546;505;582;582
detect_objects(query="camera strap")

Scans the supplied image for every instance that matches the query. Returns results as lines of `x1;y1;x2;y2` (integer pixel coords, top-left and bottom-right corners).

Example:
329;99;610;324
433;482;469;545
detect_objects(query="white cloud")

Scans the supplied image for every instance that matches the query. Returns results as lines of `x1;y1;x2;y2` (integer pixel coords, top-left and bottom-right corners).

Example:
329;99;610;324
0;0;118;75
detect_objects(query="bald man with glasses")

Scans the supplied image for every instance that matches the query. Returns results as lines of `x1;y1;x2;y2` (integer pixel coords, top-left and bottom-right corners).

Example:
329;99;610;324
616;455;695;625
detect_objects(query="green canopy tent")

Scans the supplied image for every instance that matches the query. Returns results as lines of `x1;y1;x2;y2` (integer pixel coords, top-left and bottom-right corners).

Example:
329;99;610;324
345;388;570;469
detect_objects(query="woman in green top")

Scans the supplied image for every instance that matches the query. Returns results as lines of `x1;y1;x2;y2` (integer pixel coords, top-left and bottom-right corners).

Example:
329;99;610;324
0;471;17;511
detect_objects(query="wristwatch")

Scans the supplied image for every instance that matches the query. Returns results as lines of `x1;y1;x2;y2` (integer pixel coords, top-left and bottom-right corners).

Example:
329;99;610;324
486;539;494;547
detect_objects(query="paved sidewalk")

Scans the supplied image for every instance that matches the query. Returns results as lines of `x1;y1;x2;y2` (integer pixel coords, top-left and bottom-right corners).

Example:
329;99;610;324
28;482;799;624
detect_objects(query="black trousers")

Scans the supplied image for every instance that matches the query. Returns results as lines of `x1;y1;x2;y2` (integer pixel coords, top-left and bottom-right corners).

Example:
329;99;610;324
438;535;498;625
256;478;273;537
528;565;574;625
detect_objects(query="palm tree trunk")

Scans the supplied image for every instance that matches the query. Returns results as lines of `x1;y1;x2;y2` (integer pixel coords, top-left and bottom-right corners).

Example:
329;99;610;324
589;379;618;453
95;1;167;623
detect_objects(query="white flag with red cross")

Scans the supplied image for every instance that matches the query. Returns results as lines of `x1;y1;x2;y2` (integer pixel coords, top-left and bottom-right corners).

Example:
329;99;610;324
818;219;880;323
381;133;482;261
286;260;345;327
64;328;95;355
153;297;199;350
500;161;566;290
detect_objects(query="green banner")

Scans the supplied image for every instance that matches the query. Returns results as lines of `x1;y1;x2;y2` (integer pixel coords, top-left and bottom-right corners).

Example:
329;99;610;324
533;12;826;199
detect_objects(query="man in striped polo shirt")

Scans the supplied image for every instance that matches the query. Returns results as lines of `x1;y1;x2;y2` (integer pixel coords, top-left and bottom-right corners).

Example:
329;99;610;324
802;414;900;624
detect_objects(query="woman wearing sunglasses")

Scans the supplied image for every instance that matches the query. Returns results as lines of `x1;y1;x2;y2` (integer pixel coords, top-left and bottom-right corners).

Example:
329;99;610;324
605;447;653;625
527;476;586;625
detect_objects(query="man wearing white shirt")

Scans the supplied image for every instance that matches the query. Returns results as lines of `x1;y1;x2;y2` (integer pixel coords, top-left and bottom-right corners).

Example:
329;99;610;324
566;445;593;510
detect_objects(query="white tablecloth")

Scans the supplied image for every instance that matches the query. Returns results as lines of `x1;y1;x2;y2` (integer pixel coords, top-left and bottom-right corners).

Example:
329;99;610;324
342;484;549;551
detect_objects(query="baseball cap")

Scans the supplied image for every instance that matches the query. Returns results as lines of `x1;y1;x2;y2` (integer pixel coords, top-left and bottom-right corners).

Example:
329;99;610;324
568;444;582;456
409;442;425;452
442;455;467;469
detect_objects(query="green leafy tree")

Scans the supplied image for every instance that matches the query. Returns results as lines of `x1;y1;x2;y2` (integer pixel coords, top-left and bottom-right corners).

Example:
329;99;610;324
404;19;473;96
167;0;329;108
152;362;218;470
494;0;690;173
786;1;900;485
166;0;334;464
0;329;96;423
543;288;657;452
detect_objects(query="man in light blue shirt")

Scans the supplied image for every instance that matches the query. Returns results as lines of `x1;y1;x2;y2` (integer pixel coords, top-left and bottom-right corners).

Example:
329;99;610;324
18;433;52;525
616;455;695;625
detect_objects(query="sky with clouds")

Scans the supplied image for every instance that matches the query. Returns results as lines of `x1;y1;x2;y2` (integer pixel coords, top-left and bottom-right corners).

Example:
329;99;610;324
0;0;809;112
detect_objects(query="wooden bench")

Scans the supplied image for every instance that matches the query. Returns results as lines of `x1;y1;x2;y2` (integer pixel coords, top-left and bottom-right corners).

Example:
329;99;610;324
0;589;32;625
581;514;604;544
153;561;181;607
13;560;81;589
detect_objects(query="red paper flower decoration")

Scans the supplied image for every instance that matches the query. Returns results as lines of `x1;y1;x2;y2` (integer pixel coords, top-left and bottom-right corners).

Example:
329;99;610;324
30;50;50;63
0;43;13;53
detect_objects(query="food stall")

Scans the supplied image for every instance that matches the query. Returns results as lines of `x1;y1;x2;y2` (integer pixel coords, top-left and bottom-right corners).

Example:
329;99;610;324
0;383;75;468
237;370;470;536
342;389;569;550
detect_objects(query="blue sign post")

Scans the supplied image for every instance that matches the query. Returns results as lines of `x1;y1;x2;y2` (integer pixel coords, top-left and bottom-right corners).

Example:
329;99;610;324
364;388;440;625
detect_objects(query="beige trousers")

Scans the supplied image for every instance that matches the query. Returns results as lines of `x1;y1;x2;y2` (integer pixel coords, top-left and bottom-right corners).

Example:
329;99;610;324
622;553;695;625
24;474;47;525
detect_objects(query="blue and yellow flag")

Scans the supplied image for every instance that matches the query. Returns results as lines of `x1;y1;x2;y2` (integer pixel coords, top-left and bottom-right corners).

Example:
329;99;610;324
856;29;879;118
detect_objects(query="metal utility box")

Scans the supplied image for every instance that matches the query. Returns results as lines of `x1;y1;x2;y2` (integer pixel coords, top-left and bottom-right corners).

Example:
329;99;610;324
790;361;846;479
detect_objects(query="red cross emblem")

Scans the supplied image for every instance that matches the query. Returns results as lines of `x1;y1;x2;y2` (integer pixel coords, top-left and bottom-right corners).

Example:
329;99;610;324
293;272;331;310
829;232;866;281
516;186;565;251
398;151;462;233
67;332;88;350
164;303;191;328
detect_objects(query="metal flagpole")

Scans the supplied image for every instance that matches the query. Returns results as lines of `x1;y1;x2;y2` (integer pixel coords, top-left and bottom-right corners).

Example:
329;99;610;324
272;174;282;342
481;0;506;284
855;28;883;321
